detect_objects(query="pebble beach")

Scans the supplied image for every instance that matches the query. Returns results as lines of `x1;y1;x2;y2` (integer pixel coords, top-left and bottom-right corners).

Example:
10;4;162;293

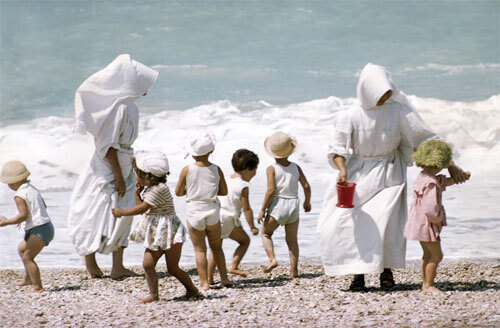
0;259;498;327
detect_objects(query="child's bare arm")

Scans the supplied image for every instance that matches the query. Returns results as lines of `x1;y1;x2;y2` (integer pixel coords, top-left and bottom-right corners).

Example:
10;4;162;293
446;171;470;187
258;166;276;223
0;197;29;227
175;166;189;196
297;165;312;212
217;167;228;196
241;187;258;235
112;201;151;218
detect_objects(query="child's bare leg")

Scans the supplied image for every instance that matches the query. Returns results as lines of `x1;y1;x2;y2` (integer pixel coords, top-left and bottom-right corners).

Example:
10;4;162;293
21;235;45;292
421;241;443;293
141;249;163;303
187;222;210;291
420;242;431;287
165;243;199;297
285;220;300;278
207;249;217;285
111;247;137;280
84;252;103;278
261;216;279;273
206;223;232;287
228;227;250;277
16;241;31;286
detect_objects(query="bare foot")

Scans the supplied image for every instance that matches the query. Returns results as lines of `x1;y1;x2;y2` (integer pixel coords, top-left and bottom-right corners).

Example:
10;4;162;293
228;268;247;277
263;260;278;273
16;279;32;286
140;295;159;303
221;278;233;288
200;282;210;291
290;269;299;278
111;268;138;280
25;287;44;293
422;286;442;294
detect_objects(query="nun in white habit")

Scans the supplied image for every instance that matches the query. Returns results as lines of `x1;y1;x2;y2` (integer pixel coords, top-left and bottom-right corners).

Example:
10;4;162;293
68;54;158;279
317;63;467;290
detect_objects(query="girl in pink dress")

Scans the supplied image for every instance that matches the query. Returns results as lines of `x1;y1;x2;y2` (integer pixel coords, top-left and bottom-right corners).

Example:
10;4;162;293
404;140;470;293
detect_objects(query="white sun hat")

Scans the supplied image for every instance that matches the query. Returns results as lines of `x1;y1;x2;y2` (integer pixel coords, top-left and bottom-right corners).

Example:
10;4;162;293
185;130;216;156
135;151;170;177
264;131;297;158
0;160;31;184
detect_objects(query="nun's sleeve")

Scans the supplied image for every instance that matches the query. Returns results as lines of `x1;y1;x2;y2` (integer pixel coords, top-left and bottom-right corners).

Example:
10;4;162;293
95;104;128;159
398;104;437;166
327;110;352;169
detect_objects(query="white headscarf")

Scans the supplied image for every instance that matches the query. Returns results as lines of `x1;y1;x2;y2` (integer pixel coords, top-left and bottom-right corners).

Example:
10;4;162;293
356;63;412;110
74;54;159;136
135;151;170;178
185;130;216;156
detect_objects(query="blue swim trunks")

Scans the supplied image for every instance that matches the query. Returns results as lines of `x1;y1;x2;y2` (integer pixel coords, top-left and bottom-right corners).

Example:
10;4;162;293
24;222;55;246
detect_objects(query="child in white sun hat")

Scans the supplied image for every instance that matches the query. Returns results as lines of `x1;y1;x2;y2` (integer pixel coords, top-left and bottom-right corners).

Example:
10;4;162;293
112;151;199;302
258;131;311;277
175;130;232;291
0;160;55;292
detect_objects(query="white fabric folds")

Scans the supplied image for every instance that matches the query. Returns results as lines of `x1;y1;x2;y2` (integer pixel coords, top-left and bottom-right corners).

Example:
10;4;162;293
135;151;170;177
74;54;158;136
317;63;436;276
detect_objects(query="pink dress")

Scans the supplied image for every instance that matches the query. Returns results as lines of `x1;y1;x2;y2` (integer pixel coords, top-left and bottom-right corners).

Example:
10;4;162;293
404;172;447;242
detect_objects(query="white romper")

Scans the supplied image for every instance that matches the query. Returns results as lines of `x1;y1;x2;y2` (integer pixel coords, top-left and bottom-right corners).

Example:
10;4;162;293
219;176;250;239
268;162;300;225
185;164;220;231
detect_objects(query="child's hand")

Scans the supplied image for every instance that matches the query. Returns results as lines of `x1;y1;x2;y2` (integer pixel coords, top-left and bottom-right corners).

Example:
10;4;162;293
303;202;311;213
0;216;7;227
112;207;123;218
135;183;144;195
257;210;266;224
250;227;259;235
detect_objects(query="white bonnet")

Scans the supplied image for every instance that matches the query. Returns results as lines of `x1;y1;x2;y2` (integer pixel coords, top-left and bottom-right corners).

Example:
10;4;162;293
185;130;216;156
135;151;169;177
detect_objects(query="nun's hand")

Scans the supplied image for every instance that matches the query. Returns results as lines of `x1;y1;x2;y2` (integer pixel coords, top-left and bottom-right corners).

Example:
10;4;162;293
115;177;126;197
448;163;468;184
337;169;347;182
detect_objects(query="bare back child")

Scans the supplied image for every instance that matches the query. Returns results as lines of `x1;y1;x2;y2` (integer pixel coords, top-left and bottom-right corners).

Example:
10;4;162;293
0;161;55;292
258;132;311;277
112;151;198;302
175;131;232;291
208;149;260;283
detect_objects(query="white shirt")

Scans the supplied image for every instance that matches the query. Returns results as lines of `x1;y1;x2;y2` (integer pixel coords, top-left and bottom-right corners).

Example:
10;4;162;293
15;183;51;230
272;162;300;199
219;176;250;219
186;164;220;203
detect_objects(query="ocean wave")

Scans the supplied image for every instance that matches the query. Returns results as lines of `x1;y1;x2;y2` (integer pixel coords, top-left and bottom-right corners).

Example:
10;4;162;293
402;63;500;74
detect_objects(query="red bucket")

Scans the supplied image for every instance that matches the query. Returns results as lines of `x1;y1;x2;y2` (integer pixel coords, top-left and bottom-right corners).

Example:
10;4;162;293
336;181;356;208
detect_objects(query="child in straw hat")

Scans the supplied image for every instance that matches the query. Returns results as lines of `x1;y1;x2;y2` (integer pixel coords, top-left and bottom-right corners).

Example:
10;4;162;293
404;140;470;293
258;131;311;277
0;161;55;292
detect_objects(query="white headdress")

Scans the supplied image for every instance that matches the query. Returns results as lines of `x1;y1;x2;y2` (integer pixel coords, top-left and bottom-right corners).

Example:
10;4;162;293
135;151;170;178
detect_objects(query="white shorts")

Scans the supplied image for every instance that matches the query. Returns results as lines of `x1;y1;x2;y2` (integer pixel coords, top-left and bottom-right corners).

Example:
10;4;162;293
186;202;220;231
268;197;300;226
220;215;242;239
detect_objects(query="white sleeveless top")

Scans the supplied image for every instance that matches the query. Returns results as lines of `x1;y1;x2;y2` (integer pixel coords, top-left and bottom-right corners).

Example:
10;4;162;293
219;176;250;219
272;162;300;199
186;164;220;203
15;183;52;230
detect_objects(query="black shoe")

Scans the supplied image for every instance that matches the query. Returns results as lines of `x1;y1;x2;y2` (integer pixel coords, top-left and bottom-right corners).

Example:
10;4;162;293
349;274;366;292
380;268;395;290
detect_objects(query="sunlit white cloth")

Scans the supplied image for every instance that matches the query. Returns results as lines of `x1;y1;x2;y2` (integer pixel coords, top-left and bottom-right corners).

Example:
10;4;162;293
317;63;436;275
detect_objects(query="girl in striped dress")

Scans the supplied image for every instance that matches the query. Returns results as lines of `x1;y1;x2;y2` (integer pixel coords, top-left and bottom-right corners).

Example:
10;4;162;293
112;151;198;303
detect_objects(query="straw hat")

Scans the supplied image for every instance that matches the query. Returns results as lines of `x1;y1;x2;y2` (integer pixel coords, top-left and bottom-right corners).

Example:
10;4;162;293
0;161;31;184
185;130;216;156
264;131;297;158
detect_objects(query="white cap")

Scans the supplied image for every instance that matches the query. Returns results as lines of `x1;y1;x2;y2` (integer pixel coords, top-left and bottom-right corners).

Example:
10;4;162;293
135;151;169;177
185;130;216;156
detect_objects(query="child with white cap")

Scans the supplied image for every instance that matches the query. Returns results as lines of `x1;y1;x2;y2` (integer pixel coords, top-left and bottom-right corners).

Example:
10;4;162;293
112;151;198;302
258;131;311;277
0;161;55;292
175;130;232;290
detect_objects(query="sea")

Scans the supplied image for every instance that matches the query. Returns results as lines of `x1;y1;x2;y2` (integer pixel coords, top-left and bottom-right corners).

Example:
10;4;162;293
0;0;499;269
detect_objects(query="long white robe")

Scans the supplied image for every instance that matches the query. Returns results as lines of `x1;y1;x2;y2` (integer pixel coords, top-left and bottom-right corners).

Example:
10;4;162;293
317;63;437;276
68;102;138;255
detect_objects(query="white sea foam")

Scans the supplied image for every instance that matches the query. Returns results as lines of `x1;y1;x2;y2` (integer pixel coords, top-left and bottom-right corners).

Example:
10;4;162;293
0;95;499;268
402;63;500;75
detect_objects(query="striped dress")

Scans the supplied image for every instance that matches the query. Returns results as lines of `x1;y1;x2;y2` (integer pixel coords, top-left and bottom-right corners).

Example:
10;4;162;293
130;183;186;251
